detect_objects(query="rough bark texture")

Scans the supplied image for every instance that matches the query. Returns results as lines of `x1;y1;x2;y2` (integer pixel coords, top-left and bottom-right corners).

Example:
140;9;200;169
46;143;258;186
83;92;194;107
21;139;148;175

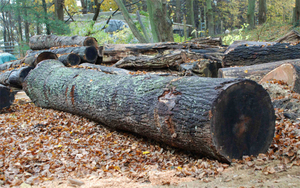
275;30;300;43
258;0;267;24
218;59;300;82
58;54;81;67
0;84;15;111
29;35;98;50
113;51;184;70
206;0;214;36
28;46;98;63
260;63;300;94
80;63;131;75
247;0;255;29
103;42;224;64
222;43;300;67
23;60;275;162
224;41;276;55
0;66;34;88
192;59;222;78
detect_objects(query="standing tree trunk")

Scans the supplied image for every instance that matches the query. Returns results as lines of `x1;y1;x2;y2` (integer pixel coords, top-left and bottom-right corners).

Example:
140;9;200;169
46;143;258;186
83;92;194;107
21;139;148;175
175;0;181;23
55;0;64;21
80;0;87;14
92;0;104;21
42;0;51;35
186;0;195;27
258;0;267;24
247;0;255;29
24;60;275;162
295;0;300;26
147;0;174;42
24;1;30;43
206;0;214;36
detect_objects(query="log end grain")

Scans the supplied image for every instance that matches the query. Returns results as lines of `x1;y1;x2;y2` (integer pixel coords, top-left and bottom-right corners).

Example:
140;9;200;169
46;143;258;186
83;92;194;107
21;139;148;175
0;84;15;111
211;80;275;161
34;52;58;67
85;46;98;63
83;37;98;47
260;63;300;94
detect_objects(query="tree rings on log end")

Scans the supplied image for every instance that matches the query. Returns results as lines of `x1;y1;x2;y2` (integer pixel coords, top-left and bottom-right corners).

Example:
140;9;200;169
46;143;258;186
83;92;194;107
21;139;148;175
211;80;275;162
260;63;300;94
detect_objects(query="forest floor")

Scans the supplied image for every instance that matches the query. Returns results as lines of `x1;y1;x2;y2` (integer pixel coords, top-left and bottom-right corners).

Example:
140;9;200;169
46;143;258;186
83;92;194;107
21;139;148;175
0;80;299;188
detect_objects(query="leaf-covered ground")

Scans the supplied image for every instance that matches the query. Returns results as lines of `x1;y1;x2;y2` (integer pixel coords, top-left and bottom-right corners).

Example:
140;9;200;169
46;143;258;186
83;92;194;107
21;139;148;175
0;81;300;188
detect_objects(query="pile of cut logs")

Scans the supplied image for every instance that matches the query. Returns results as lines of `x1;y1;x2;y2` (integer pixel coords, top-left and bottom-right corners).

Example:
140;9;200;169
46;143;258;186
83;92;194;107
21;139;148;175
2;30;300;163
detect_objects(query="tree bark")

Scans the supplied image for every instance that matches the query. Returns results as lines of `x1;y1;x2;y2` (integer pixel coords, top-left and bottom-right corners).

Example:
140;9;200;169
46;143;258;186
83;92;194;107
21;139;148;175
175;0;181;23
275;30;300;43
295;0;300;26
258;0;267;24
186;0;195;27
0;66;34;88
206;0;214;36
58;54;81;67
147;0;174;42
224;41;276;55
222;43;300;67
55;0;64;21
247;0;255;29
218;59;300;82
260;63;300;94
29;35;98;50
80;0;87;14
23;60;275;162
80;63;131;75
0;84;15;111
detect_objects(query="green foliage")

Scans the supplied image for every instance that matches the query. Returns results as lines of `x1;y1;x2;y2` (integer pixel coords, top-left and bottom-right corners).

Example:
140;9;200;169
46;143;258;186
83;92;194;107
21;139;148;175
173;34;192;43
223;23;250;45
69;21;137;44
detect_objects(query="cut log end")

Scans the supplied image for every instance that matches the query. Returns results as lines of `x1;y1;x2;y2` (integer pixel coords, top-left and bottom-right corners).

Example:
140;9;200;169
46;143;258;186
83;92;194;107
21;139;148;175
0;84;15;111
34;52;58;67
85;46;98;63
83;37;98;47
211;80;275;162
260;63;300;94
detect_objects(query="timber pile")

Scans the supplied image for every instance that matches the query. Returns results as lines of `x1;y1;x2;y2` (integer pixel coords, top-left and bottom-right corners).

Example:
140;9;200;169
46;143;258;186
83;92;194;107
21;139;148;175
275;30;300;43
23;60;275;162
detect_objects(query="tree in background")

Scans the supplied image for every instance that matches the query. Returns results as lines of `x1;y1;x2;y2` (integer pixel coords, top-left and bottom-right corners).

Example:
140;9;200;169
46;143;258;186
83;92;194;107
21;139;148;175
247;0;255;29
295;0;300;26
206;0;214;35
258;0;267;24
55;0;64;21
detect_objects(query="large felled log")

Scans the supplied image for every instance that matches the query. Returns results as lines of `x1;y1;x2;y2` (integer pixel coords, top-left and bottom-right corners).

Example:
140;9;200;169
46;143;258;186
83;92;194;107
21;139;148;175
103;43;225;64
58;54;81;66
222;43;300;67
275;30;300;43
224;41;276;54
0;52;57;71
218;59;300;82
113;51;184;70
190;37;222;46
0;84;15;111
260;63;300;94
28;46;98;63
0;66;34;88
29;35;98;50
23;60;275;162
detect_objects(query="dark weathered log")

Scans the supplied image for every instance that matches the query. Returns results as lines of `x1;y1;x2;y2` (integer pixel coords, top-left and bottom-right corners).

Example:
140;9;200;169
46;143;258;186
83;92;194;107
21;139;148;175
0;52;57;71
103;43;225;64
260;63;300;94
24;60;275;162
218;59;300;82
192;59;222;77
222;43;300;67
28;46;98;63
0;66;34;88
29;35;98;50
113;51;184;70
58;54;81;66
0;84;15;111
79;63;131;75
224;41;276;54
275;30;300;43
190;37;222;46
